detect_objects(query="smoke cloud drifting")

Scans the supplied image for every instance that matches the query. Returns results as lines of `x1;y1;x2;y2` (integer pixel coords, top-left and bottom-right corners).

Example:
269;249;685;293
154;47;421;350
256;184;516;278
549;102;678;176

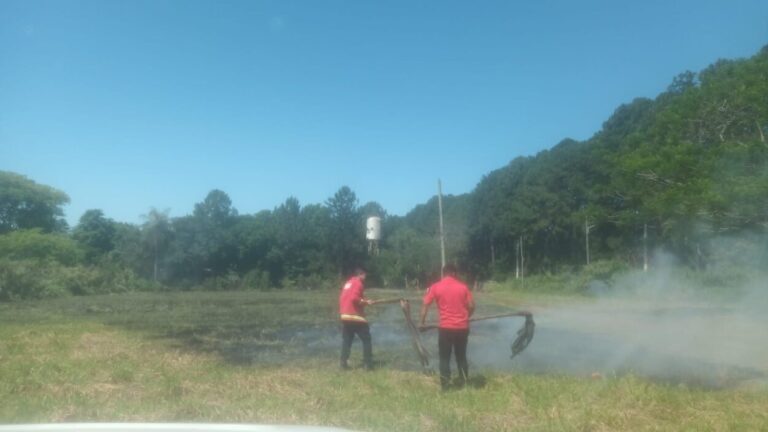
469;250;768;389
234;243;767;389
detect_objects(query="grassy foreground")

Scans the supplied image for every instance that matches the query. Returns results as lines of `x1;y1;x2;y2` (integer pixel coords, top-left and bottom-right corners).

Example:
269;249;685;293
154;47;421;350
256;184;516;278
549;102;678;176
1;290;767;431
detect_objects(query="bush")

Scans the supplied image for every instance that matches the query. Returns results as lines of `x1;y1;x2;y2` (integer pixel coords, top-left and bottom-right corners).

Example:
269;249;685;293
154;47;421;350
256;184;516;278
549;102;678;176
483;259;630;295
0;229;84;265
0;257;152;301
243;269;271;291
295;273;336;291
201;271;243;291
0;258;70;301
573;259;630;292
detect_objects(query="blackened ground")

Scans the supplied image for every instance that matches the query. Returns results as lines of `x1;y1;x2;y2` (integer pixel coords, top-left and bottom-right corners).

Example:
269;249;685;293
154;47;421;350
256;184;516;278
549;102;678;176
217;305;767;390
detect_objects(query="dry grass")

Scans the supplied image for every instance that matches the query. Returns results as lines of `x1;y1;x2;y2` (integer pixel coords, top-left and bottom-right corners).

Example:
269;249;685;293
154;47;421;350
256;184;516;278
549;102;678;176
1;291;767;431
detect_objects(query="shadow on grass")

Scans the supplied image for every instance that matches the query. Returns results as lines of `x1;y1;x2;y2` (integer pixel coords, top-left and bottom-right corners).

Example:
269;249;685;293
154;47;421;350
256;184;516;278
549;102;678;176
468;374;488;389
439;374;488;392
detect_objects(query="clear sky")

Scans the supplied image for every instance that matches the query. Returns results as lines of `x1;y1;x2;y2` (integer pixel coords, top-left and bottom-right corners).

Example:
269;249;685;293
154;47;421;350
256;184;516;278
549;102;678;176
1;0;767;226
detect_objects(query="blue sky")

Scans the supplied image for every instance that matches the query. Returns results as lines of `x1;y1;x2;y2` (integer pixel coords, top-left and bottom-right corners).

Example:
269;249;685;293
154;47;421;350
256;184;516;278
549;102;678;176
1;0;767;225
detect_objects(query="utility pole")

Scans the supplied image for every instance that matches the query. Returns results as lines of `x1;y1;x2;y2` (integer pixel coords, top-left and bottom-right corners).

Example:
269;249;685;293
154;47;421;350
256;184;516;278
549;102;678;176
438;179;446;277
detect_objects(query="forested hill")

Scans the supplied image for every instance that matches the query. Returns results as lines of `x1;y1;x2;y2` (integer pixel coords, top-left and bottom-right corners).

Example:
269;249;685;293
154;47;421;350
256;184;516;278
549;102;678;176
464;45;768;276
1;46;767;298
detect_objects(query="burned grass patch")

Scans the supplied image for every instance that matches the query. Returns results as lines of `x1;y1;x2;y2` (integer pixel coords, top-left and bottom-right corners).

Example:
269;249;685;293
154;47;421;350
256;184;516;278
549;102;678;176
2;289;767;391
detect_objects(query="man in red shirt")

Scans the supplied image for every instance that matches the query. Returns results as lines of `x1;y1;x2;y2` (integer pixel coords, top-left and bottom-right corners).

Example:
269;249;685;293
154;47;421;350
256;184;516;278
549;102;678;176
419;264;475;389
339;267;375;370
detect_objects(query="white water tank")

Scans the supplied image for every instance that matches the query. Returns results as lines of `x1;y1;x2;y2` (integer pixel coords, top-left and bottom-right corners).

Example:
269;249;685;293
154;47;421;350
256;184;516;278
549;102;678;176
365;216;382;241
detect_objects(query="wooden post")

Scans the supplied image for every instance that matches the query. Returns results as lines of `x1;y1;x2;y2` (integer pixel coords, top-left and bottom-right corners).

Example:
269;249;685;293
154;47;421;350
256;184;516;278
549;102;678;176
437;179;446;277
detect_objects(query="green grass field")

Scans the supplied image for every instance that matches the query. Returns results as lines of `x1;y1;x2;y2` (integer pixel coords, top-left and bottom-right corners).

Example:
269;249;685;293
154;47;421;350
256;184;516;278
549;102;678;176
1;288;767;431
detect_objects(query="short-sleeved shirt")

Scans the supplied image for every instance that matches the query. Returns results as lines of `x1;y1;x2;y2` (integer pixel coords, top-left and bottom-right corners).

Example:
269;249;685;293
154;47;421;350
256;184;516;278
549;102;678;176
339;276;367;322
423;275;473;329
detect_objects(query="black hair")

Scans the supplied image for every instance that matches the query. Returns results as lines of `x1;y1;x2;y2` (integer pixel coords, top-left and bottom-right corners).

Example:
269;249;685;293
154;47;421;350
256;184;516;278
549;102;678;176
442;263;458;276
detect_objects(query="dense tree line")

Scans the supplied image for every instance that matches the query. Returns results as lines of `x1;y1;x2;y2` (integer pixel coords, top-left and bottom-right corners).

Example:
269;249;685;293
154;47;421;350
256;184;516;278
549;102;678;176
467;46;768;276
1;46;767;299
0;167;467;299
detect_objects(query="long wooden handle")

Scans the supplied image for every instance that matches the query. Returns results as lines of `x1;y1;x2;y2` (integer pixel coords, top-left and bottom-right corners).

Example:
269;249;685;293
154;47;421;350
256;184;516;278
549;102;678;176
370;298;405;305
370;297;421;305
420;311;532;331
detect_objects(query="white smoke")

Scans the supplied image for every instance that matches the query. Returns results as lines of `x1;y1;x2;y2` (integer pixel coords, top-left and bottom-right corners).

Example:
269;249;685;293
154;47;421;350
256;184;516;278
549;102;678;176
468;246;768;389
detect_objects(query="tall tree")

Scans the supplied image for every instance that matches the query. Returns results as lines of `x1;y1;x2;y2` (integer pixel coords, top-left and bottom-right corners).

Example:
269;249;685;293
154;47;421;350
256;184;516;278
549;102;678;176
326;186;364;275
193;189;238;224
0;171;70;234
166;190;240;283
300;203;332;276
270;197;304;282
73;209;118;262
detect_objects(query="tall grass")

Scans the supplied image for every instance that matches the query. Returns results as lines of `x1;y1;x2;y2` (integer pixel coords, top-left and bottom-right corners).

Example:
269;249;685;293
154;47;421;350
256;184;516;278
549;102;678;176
1;290;767;431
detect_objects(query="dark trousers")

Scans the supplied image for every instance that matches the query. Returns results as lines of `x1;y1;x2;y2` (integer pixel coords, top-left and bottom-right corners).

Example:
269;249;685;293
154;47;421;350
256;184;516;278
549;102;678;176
438;328;469;388
340;321;373;368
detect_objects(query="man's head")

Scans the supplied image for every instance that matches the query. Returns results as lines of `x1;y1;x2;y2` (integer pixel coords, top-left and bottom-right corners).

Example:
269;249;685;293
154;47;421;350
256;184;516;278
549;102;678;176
442;263;458;277
353;267;367;280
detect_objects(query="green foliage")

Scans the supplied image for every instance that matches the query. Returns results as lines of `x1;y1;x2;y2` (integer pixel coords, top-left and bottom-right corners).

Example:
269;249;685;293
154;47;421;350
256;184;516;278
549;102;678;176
0;171;70;234
403;193;471;263
72;209;118;262
0;257;150;301
165;190;241;284
484;259;633;297
141;208;173;282
467;47;768;276
3;47;768;296
164;192;336;289
371;226;440;288
0;229;84;265
0;259;70;300
201;270;244;291
0;227;155;301
243;269;272;291
326;186;366;274
573;260;631;293
193;188;238;221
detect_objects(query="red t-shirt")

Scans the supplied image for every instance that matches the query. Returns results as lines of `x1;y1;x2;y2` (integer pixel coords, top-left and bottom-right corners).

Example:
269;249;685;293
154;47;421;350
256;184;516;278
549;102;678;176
339;276;367;322
423;276;473;329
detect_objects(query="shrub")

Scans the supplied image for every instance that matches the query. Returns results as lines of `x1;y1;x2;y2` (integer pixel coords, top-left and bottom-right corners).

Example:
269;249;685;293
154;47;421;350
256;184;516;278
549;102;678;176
0;229;84;265
0;257;151;301
201;271;243;291
0;259;70;301
295;273;335;291
573;259;630;292
243;269;271;291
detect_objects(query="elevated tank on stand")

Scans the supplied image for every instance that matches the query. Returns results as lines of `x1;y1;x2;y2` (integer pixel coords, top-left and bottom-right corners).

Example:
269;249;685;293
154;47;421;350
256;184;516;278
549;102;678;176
366;216;381;255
